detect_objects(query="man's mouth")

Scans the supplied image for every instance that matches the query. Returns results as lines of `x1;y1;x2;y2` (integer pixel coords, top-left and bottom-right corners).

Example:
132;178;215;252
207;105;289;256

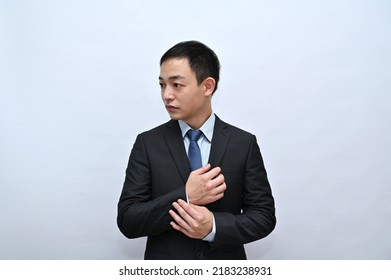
165;105;178;111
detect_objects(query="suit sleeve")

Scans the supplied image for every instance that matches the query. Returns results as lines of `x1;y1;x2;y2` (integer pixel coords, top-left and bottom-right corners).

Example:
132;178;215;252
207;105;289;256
213;135;276;246
117;134;186;239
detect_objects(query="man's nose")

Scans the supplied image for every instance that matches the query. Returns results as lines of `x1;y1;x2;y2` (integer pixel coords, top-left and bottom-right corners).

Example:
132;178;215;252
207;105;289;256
162;87;174;101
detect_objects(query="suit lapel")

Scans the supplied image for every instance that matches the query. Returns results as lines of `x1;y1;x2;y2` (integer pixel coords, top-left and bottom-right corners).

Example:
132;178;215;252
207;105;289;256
164;120;191;183
209;116;230;168
163;116;230;182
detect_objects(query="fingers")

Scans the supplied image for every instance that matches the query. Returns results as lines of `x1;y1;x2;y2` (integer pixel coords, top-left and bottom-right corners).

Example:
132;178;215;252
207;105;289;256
172;199;201;222
169;208;192;234
212;182;226;198
210;173;225;188
193;164;221;181
187;165;226;205
205;173;226;198
204;166;222;180
193;163;211;175
169;199;213;239
169;201;192;233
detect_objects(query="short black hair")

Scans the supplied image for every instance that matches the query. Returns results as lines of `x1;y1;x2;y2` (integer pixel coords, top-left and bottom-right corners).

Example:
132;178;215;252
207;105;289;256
160;40;220;94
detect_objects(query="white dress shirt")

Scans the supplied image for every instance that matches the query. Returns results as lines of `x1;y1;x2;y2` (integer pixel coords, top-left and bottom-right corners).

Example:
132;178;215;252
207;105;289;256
178;113;216;242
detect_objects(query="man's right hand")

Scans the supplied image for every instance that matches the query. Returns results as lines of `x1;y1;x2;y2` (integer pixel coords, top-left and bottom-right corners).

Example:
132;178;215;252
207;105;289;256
186;164;226;205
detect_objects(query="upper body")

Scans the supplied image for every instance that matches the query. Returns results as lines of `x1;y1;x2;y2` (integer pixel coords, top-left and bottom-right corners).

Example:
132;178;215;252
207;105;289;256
117;41;276;259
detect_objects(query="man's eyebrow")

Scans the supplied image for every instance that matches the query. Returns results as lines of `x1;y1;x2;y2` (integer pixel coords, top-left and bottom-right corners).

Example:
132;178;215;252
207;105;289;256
158;75;186;81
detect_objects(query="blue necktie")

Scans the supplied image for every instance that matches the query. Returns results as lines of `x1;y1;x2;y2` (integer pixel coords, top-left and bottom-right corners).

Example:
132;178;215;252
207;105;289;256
186;129;203;171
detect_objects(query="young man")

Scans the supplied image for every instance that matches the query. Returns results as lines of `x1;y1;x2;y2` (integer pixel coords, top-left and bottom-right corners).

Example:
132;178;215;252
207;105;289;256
117;41;276;260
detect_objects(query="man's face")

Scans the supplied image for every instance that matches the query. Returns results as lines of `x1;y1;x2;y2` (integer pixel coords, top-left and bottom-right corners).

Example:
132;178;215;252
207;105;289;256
159;58;211;127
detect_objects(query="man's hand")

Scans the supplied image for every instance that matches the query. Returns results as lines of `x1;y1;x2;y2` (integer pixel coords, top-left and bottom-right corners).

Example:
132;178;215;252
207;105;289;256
186;164;226;205
169;199;213;239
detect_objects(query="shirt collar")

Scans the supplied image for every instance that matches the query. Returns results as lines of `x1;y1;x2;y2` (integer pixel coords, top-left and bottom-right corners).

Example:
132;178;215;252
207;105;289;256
178;113;215;142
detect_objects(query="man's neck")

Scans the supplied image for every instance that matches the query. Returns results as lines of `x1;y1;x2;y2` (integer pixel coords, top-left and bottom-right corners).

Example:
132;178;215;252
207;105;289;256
186;111;212;130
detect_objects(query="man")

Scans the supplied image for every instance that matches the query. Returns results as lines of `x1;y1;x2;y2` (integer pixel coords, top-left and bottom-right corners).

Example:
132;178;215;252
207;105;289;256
117;40;276;260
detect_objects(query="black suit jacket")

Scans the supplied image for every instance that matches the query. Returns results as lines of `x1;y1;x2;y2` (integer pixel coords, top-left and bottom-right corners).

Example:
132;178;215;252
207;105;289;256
117;116;276;259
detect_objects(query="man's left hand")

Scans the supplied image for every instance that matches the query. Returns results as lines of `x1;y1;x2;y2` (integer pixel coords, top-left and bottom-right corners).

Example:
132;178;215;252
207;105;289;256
169;199;213;239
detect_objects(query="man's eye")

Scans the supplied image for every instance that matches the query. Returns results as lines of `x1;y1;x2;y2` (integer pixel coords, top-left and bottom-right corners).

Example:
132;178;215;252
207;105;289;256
159;83;165;89
173;83;182;88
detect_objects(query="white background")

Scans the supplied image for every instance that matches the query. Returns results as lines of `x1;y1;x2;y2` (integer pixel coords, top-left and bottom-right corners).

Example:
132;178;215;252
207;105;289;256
1;0;390;259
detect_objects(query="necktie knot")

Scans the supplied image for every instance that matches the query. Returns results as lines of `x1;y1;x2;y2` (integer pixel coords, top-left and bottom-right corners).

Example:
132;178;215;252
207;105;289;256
186;129;202;142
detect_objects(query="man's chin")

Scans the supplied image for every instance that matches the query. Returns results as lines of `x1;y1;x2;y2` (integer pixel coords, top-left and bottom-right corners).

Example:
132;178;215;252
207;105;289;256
167;113;181;120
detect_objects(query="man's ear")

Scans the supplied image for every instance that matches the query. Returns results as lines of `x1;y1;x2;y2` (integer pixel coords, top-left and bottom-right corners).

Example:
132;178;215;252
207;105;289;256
204;77;216;96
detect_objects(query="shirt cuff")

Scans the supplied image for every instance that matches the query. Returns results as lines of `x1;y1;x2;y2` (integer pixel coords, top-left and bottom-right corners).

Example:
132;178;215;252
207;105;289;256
186;191;215;242
202;213;216;242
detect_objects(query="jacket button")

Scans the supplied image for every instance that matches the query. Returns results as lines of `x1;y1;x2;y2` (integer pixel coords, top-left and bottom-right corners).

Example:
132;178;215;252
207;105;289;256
196;252;204;259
